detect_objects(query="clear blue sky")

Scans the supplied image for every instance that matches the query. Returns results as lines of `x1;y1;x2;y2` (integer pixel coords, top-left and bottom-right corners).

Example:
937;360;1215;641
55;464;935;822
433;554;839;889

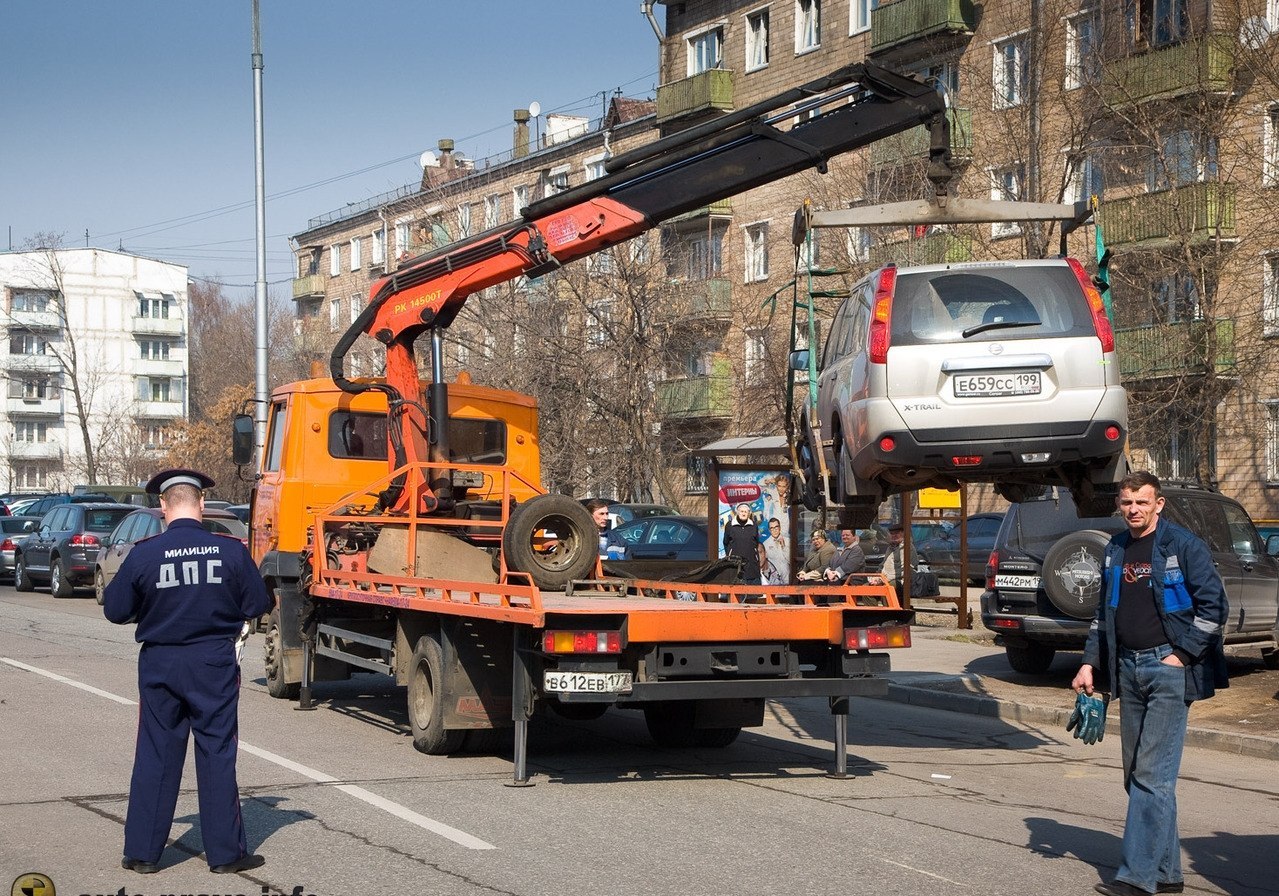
2;1;661;294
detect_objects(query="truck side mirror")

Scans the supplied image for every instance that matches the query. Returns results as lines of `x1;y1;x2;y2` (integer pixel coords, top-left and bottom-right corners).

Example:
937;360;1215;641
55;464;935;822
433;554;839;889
232;414;256;466
789;349;810;372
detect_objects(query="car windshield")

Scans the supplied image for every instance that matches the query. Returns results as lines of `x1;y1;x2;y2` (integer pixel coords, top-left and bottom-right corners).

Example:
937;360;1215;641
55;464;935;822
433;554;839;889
892;265;1095;345
1006;491;1121;559
87;508;136;533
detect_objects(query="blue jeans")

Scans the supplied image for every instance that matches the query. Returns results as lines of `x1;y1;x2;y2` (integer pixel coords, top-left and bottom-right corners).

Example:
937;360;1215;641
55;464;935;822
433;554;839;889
1116;644;1188;892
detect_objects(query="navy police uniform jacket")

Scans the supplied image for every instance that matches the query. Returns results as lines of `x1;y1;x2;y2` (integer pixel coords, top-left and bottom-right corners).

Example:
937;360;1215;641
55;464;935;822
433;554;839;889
1081;517;1229;703
103;518;271;642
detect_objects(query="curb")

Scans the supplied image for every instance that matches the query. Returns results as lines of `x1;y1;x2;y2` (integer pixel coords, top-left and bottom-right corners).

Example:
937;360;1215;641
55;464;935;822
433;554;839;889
874;676;1279;761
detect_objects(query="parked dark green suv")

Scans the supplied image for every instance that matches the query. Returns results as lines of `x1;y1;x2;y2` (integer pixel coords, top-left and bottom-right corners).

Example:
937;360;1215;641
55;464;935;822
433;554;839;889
980;483;1279;673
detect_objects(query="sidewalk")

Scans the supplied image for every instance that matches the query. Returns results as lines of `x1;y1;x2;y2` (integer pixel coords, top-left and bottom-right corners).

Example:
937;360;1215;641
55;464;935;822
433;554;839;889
876;599;1279;761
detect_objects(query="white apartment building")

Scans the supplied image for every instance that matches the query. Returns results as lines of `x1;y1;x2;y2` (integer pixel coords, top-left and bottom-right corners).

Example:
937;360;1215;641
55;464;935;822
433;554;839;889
0;248;189;493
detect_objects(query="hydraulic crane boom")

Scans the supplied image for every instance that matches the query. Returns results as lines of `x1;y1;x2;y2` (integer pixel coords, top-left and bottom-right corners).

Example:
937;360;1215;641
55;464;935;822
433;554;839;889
329;62;949;515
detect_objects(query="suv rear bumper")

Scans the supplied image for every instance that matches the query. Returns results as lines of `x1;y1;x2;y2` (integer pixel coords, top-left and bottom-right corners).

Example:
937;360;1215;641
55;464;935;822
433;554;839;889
857;419;1124;477
979;592;1088;646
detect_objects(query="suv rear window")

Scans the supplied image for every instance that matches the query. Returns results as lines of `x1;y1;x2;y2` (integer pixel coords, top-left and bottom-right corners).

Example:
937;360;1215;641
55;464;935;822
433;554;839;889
1003;490;1121;558
87;508;134;532
891;265;1095;345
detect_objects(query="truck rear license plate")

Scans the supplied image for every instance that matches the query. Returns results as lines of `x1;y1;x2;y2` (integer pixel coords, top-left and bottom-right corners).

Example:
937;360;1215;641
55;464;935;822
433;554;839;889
544;671;633;694
995;574;1041;590
953;371;1041;398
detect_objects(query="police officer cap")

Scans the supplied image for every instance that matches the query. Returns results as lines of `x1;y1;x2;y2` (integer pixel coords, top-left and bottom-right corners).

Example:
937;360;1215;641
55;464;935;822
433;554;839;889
145;467;215;496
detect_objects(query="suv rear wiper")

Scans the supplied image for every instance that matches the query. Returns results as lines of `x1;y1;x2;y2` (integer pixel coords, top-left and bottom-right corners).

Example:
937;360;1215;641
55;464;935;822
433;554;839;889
962;319;1041;339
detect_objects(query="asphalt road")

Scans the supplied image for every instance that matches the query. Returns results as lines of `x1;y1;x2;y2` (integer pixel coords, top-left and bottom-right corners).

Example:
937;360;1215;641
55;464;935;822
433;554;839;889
2;583;1277;896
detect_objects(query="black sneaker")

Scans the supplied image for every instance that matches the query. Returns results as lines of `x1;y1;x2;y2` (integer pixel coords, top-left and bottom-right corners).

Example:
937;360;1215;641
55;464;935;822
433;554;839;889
210;854;265;874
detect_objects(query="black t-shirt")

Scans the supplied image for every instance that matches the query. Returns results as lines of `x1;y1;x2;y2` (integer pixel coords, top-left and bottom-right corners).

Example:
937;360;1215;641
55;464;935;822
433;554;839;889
1114;531;1166;650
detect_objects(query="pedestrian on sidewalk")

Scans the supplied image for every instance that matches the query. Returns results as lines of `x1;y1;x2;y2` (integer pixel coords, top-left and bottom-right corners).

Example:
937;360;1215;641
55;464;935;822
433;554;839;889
104;468;273;875
723;502;762;585
1071;471;1229;896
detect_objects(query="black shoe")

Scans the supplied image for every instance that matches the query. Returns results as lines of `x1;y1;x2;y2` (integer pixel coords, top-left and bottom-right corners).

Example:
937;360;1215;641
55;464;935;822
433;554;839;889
210;853;265;874
121;857;160;874
1095;882;1150;896
1157;885;1184;894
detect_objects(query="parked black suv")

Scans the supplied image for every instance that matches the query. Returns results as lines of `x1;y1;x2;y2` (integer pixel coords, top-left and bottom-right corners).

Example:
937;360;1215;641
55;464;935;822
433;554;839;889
980;483;1279;673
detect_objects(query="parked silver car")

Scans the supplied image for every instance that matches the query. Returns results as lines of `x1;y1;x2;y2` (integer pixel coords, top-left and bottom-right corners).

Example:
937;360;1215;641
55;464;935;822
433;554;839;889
795;258;1128;527
0;517;37;581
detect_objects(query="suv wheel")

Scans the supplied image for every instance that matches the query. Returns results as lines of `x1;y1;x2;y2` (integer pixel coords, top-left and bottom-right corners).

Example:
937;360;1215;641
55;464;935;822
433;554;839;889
14;555;34;593
1042;530;1112;620
50;557;74;599
1006;642;1056;674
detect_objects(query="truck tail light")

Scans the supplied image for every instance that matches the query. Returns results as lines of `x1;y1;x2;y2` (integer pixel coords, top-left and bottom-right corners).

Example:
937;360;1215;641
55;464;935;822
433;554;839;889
844;624;911;650
70;533;99;547
542;630;622;654
1067;257;1114;354
867;265;898;365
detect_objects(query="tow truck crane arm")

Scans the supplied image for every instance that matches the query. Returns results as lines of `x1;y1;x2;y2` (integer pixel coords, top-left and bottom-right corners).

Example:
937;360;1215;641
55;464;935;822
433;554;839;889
330;62;948;515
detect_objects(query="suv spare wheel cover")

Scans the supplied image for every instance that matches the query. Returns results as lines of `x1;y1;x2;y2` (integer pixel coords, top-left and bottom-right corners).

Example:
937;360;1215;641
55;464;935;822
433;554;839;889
1042;529;1112;620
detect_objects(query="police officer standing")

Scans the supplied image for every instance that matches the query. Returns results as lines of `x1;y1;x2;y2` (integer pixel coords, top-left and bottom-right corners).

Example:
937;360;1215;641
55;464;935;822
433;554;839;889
104;469;272;875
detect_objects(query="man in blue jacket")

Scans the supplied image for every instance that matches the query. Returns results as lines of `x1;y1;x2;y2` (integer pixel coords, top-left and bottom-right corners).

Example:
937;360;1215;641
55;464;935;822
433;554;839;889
104;469;272;875
1072;471;1229;896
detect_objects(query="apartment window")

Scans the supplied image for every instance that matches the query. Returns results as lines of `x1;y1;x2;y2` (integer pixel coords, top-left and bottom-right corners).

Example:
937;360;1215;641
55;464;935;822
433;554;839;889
1268;402;1279;482
685;454;709;495
990;164;1025;237
746;9;769;71
845;225;871;263
10;377;57;400
914;60;960;102
1126;0;1188;48
329;299;341;332
1264;254;1279;338
796;0;821;53
687;26;723;75
395;221;412;260
10;333;47;355
745;330;767;383
588;249;615;275
350;293;363;325
330;244;341;276
850;0;876;34
149;379;172;402
799;229;820;270
484;194;501;229
14;421;48;443
1151;271;1201;323
139;340;170;360
14;463;50;490
457;203;472;238
349;237;362;271
1146;129;1217;190
993;34;1029;108
137;293;171;319
1265;105;1279;188
1068;152;1106;203
11;289;53;313
1066;11;1101;90
513;185;529;216
371;229;385;266
745;223;770;282
629;232;652;266
545;166;570;198
586;299;614;346
140;423;168;449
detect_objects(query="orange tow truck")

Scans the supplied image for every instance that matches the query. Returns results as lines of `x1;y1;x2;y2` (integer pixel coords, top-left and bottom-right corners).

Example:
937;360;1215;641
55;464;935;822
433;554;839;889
235;63;947;783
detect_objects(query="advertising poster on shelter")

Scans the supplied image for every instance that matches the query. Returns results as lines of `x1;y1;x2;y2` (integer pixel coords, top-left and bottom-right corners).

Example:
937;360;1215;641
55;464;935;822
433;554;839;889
717;470;792;585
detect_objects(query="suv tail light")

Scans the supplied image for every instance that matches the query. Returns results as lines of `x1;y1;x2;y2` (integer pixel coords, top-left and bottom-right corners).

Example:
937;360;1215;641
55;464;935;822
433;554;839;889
0;538;14;551
1066;257;1114;354
69;533;99;547
985;549;998;589
868;265;898;365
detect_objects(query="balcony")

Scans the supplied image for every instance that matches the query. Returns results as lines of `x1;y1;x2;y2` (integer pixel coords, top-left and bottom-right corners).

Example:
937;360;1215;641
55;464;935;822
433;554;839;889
869;233;974;266
668;199;733;224
673;278;733;319
656;375;732;419
293;273;327;300
656;69;734;128
1101;35;1235;107
6;355;61;374
9;442;63;461
9;309;60;331
134;399;184;419
870;0;978;56
870;107;972;168
132;314;184;336
1115;318;1236;381
7;396;62;417
134;358;186;378
1097;183;1236;250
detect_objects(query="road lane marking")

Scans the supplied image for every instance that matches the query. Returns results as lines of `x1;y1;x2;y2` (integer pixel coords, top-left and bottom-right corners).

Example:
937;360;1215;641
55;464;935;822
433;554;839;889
1;655;496;851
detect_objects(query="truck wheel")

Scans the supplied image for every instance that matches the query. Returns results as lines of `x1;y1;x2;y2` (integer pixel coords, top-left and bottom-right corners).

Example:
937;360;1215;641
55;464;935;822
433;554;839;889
264;608;300;700
94;568;106;605
14;555;33;592
50;557;73;599
1005;642;1056;675
408;634;463;755
1042;530;1111;620
644;701;740;749
502;494;597;591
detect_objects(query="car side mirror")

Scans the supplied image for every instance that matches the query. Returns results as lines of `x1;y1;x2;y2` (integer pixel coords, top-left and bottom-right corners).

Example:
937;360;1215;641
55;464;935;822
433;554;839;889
789;349;810;372
232;414;256;466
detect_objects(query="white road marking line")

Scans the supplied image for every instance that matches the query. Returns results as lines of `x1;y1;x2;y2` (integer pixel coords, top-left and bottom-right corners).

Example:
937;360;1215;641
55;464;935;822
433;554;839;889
1;655;496;851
